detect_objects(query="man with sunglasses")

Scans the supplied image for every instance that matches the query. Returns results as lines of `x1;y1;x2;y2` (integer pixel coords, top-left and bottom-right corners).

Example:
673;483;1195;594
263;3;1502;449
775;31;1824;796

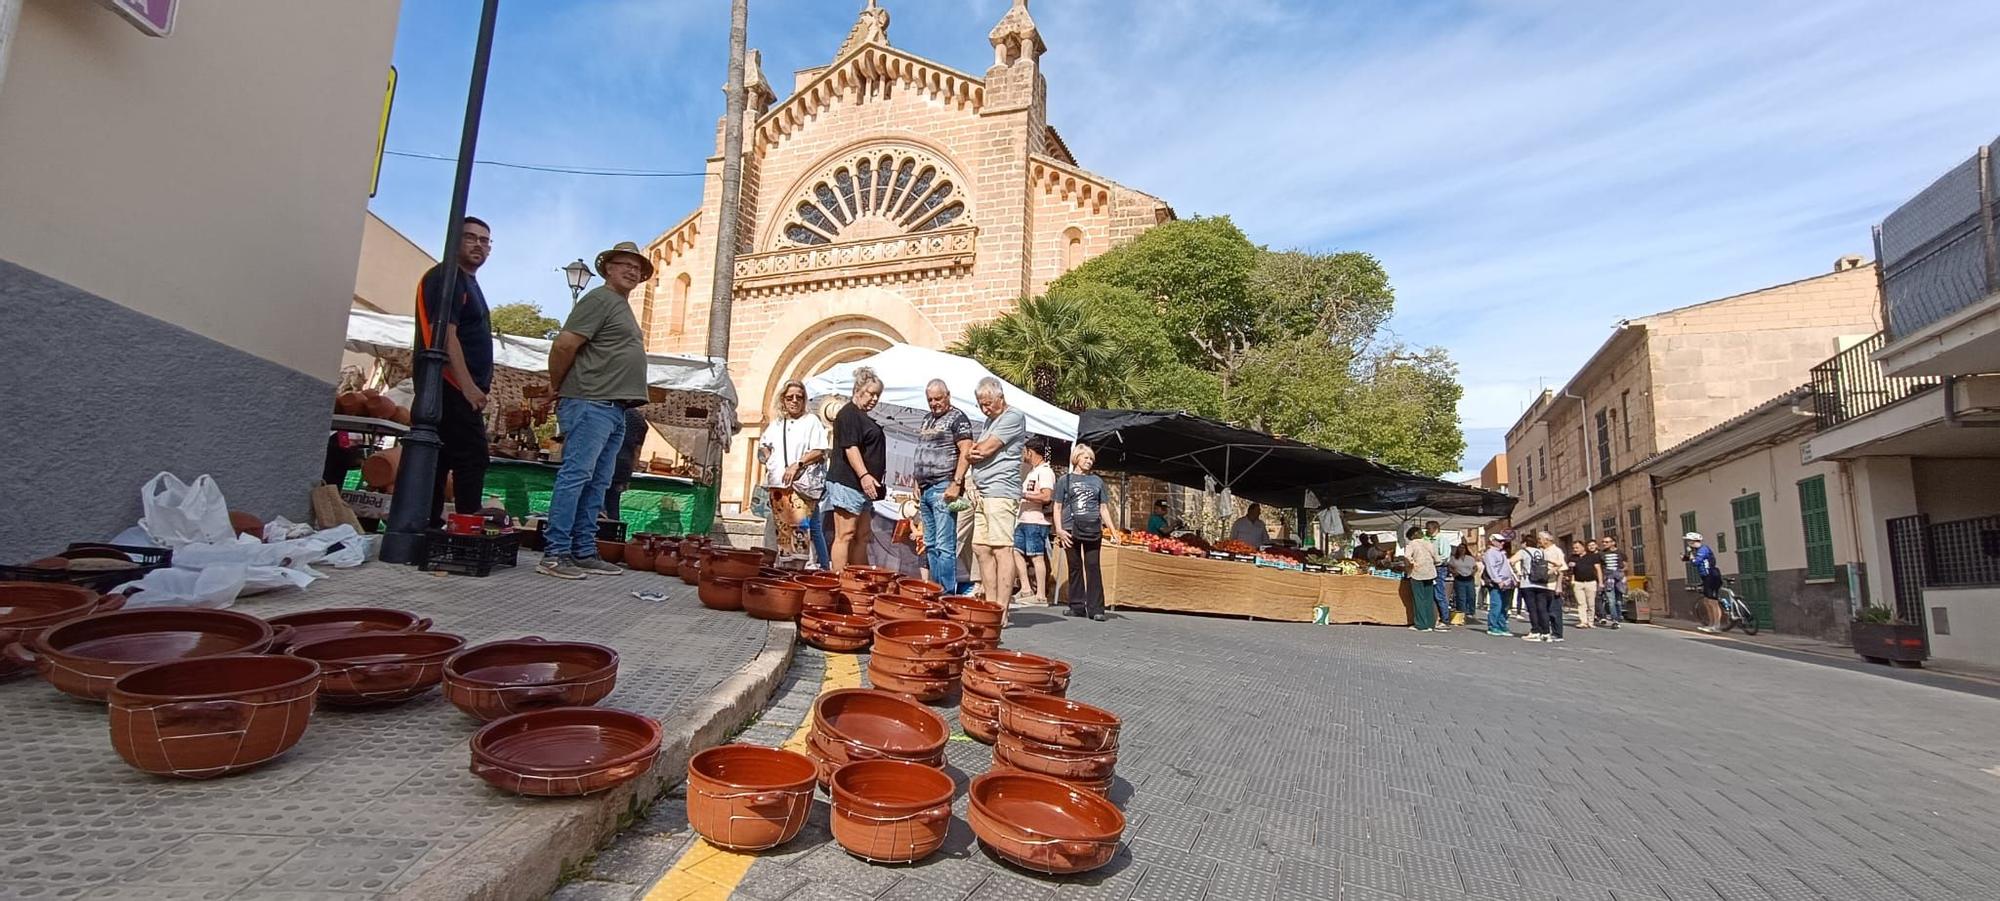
758;380;830;566
412;216;494;529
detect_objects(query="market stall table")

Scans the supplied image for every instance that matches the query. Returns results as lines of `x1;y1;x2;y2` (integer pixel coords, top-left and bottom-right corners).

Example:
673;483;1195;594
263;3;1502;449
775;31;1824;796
1098;543;1410;624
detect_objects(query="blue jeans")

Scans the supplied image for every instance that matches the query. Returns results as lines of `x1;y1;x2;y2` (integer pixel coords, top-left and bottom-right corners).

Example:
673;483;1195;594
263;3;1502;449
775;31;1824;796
805;508;831;570
919;482;958;589
1432;574;1449;621
1452;579;1477;616
544;399;626;560
1602;572;1626;621
1487;586;1512;633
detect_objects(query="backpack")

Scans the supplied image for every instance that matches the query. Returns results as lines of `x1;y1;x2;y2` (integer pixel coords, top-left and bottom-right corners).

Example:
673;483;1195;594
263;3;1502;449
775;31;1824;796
1526;548;1551;586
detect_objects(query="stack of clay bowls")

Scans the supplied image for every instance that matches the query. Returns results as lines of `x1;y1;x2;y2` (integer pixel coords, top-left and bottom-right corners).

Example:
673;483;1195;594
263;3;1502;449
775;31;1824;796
805;688;948;787
959;650;1070;743
871;593;943;623
795;573;843;613
837;566;897;619
992;692;1122;797
942;595;1005;651
867;620;968;702
799;609;874;652
685;744;817;850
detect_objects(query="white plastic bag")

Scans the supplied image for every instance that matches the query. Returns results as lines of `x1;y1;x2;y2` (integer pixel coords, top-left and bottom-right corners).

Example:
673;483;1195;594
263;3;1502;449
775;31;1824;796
138;473;236;548
320;533;376;568
116;564;318;609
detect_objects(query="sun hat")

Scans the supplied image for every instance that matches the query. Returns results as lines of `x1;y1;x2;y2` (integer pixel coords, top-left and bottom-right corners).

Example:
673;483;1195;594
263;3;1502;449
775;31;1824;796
594;241;655;281
1684;531;1703;541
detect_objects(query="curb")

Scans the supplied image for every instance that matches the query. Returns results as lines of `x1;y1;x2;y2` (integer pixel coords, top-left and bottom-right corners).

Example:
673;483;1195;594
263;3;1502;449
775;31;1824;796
387;620;798;901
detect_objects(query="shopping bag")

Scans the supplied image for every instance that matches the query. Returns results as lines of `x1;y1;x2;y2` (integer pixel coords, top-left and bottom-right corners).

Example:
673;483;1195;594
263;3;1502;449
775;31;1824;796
138;473;236;547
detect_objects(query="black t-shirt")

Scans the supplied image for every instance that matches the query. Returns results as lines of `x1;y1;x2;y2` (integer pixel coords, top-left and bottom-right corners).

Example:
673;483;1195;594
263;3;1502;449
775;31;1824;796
827;403;885;498
416;264;493;392
1572;552;1602;583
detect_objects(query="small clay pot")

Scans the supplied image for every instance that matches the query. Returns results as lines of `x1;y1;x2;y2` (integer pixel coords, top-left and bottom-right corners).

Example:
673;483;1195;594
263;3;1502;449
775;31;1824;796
707;548;763;580
595;540;626;565
677;553;701;585
686;744;817;851
19;607;280;701
967;771;1124;874
830;760;955;863
624;539;656;571
288;631;465;706
871;620;968;661
360;446;401;491
654;546;680;575
892;578;943;600
335;391;368;415
228;510;264;538
942;595;1005;625
837;565;898;594
0;583;122;677
795;574;842;611
873;594;943;622
994;729;1119;783
812;688;949;760
865;664;954;703
742;580;806;621
998;692;1120;752
264;607;432;654
364;394;399;420
108;654;320;779
471;706;661;797
442;637;618;721
800;610;875;640
698;575;745;611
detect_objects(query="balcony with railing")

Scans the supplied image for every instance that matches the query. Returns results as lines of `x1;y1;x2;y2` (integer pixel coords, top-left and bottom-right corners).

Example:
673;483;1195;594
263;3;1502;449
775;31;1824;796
1809;331;1941;430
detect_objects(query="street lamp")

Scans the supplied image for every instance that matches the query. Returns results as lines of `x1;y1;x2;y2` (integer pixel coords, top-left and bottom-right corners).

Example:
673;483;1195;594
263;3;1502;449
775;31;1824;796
563;259;592;300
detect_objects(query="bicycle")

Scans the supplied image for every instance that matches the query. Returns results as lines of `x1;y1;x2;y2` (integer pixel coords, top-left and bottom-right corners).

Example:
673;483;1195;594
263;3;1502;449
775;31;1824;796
1688;577;1759;635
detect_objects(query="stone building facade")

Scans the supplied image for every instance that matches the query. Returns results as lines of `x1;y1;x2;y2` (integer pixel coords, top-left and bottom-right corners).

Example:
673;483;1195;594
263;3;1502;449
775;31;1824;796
630;1;1172;511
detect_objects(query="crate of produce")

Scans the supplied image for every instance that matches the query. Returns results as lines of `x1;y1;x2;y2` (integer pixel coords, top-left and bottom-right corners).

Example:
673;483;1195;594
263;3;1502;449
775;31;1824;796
419;529;519;577
0;543;172;594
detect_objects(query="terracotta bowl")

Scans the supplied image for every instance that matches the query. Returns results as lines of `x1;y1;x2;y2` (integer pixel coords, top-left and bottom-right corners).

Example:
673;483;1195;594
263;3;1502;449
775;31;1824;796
942;595;1005;625
470;706;662;797
959;686;1003;722
706;549;763;580
963;623;1004;643
967;771;1124;874
871;620;968;661
965;652;1069;698
0;583;122;677
963;662;1064;702
962;711;1000;744
442;638;619;721
892;578;944;601
805;729;943;787
840;590;878;618
264;607;431;654
812;688;949;759
995;729;1119;783
756;567;792;581
837;565;898;593
865;664;954;703
830;759;956;863
987;759;1115;798
623;540;656;571
17;607;280;701
686;744;817;851
800;610;875;640
872;595;943;622
741;580;806;621
800;628;871;654
794;575;843;611
228;510;265;538
970;650;1067;682
868;649;960;681
677;555;701;585
998;692;1121;752
288;631;467;706
595;540;626;565
697;575;745;611
108;654;320;779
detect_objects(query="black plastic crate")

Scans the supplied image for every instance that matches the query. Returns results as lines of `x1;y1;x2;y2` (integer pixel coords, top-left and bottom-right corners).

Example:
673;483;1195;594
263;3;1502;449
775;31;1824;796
0;543;172;594
419;530;519;577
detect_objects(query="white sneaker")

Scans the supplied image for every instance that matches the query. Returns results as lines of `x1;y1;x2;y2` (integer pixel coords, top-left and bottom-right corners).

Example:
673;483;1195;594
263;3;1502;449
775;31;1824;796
1549;637;1565;643
1697;626;1717;634
1522;633;1543;641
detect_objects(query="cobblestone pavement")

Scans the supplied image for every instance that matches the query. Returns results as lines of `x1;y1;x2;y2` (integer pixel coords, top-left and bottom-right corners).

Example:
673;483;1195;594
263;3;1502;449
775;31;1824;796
564;608;2000;900
1;557;771;900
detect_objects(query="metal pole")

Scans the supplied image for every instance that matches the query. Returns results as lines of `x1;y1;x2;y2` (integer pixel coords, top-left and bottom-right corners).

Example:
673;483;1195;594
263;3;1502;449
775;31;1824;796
380;0;501;565
705;0;749;359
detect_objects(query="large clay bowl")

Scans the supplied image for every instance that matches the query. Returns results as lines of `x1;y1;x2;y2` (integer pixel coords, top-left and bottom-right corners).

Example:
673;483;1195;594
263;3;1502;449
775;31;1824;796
801;610;874;640
965;652;1068;698
806;730;943;788
995;729;1119;783
963;662;1064;702
706;549;763;580
470;706;662;797
892;578;944;601
288;632;467;706
792;574;841;607
19;607;279;701
971;650;1067;683
264;607;431;654
967;771;1124;874
869;648;960;680
962;711;1000;744
840;590;878;618
998;692;1120;752
872;620;968;661
0;583;123;677
697;575;745;611
442;638;618;721
987;759;1115;798
108;654;320;779
942;595;1005;625
812;688;949;759
865;664;954;703
800;628;870;654
686;744;817;851
595;540;626;565
837;565;898;593
741;580;806;621
873;594;944;622
623;539;656;571
959;686;1005;722
830;760;955;863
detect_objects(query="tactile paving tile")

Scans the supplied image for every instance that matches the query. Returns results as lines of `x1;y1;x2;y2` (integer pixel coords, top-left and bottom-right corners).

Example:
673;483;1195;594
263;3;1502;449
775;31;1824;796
76;884;237;900
116;832;312;889
248;837;430;894
0;827;181;887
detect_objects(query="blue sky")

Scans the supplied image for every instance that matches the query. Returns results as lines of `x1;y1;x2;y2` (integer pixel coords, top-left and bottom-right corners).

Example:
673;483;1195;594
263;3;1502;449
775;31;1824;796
370;0;2000;478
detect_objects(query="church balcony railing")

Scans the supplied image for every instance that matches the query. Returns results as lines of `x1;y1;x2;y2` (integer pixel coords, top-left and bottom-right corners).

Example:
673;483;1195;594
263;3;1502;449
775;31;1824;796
732;225;978;295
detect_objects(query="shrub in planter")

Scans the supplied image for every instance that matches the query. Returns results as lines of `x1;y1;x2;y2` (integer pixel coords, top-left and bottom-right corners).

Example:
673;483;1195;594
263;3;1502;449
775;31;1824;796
1850;605;1926;667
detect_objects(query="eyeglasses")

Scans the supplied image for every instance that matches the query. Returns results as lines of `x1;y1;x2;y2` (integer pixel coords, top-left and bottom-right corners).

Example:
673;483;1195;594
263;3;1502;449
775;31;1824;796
782;392;805;400
461;235;492;246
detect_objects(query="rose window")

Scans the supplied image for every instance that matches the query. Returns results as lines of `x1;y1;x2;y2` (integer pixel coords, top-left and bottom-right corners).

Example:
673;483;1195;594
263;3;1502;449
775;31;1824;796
781;151;968;246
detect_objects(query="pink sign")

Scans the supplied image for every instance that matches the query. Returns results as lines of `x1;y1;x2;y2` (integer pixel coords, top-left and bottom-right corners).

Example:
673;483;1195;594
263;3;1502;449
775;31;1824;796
97;0;177;37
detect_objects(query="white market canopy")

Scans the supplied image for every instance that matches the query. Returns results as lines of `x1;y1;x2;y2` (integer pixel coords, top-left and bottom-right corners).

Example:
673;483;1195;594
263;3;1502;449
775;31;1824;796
804;343;1078;441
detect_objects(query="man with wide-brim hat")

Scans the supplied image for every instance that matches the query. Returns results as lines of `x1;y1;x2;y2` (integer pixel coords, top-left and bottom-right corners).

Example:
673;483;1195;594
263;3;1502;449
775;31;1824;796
539;241;654;580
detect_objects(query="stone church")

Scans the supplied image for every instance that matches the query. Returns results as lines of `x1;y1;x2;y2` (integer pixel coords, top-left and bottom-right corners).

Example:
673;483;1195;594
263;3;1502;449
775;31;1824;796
632;0;1173;512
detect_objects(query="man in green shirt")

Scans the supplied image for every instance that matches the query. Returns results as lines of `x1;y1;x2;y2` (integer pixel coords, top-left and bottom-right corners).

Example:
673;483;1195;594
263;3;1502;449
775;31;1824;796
539;241;653;580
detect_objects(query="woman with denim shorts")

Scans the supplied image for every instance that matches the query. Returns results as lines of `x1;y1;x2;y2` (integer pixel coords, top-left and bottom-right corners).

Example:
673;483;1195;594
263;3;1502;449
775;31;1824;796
824;368;886;571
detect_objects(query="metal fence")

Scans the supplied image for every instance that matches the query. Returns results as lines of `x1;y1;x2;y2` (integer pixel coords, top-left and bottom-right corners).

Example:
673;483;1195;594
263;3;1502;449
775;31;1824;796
1925;514;2000;588
1887;515;1930;629
1808;331;1941;429
1877;139;2000;340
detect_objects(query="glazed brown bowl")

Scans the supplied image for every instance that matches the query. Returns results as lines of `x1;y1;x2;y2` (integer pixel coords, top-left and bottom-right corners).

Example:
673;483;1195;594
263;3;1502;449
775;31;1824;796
595;540;626;565
837;565;898;593
839;590;878;618
0;583;122;677
800;628;871;654
967;771;1124;874
800;610;874;639
654;546;680;575
864;664;954;703
872;595;943;622
987;759;1115;798
892;578;944;600
108;653;320;779
812;688;949;759
706;548;763;580
16;607;280;701
995;729;1119;783
829;759;956;863
264;607;431;654
806;729;943;786
741;580;806;621
941;595;1005;625
871;620;968;661
686;744;817;851
288;631;467;706
442;637;619;721
998;692;1120;752
963;711;1000;744
868;649;960;680
697;575;745;611
470;706;662;797
970;650;1067;683
794;574;843;611
965;652;1068;698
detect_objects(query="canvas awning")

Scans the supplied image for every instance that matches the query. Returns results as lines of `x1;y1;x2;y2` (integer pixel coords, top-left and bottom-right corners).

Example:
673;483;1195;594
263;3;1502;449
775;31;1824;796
1077;409;1515;517
803;344;1077;440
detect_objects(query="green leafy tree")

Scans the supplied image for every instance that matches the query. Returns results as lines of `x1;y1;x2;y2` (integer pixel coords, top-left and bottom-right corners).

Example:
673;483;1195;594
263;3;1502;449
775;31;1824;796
949;294;1128;410
1250;249;1395;349
1228;338;1465;475
1054;217;1261;372
490;302;562;339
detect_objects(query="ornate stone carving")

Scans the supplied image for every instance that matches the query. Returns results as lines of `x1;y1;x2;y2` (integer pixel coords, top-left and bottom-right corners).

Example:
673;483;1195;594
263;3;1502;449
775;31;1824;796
776;146;971;249
734;225;977;297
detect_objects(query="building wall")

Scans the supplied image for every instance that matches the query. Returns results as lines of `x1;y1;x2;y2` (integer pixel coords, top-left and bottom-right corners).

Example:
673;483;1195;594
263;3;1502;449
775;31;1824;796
1912;458;2000;523
353;212;434;317
1923;587;2000;668
0;0;401;559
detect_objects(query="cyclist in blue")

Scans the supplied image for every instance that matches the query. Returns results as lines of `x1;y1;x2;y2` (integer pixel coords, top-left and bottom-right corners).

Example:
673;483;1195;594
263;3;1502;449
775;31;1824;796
1683;531;1723;633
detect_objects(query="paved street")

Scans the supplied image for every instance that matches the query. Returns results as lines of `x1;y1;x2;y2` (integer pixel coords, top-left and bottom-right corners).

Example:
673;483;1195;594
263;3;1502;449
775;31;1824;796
568;609;2000;900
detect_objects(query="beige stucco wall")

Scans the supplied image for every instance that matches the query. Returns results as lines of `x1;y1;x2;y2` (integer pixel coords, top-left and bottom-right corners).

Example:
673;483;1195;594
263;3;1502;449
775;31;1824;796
1923;587;2000;668
1657;431;1857;575
353;212;434;316
0;0;401;378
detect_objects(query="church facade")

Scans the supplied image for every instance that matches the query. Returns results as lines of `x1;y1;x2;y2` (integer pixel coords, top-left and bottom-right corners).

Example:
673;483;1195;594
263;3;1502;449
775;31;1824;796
632;0;1172;512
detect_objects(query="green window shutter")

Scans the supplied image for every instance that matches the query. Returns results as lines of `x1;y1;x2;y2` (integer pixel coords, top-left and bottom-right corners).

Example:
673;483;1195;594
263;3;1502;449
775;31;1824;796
1680;511;1697;536
1797;476;1835;579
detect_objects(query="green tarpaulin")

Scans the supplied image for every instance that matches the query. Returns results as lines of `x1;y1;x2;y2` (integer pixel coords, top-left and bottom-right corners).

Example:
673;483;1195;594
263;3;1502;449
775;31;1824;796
344;459;717;536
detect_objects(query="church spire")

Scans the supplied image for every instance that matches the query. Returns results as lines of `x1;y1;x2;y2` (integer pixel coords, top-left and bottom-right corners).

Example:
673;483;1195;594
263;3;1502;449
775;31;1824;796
989;0;1045;65
833;0;891;62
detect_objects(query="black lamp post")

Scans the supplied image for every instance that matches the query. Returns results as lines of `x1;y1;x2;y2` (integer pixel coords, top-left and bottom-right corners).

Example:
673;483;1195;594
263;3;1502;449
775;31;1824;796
563;258;593;301
379;0;502;565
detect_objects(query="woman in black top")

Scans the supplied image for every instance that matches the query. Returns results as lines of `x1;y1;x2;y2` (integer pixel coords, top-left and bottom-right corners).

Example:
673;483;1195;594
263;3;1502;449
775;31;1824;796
825;367;886;571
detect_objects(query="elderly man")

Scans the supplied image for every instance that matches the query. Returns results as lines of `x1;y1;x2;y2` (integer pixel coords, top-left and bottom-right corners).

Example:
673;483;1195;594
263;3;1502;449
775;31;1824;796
414;216;494;529
1230;503;1271;549
913;379;973;588
759;380;829;565
965;377;1028;606
538;241;652;580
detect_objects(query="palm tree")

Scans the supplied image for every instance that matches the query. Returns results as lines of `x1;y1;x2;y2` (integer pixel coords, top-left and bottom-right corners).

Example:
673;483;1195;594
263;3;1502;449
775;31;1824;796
950;295;1129;411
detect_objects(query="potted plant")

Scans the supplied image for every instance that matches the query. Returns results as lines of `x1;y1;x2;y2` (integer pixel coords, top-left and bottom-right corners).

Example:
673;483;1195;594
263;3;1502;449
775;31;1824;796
1850;605;1928;667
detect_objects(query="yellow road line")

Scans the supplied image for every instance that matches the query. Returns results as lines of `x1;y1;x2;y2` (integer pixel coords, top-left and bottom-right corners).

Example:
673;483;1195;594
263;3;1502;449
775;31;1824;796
642;651;864;901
